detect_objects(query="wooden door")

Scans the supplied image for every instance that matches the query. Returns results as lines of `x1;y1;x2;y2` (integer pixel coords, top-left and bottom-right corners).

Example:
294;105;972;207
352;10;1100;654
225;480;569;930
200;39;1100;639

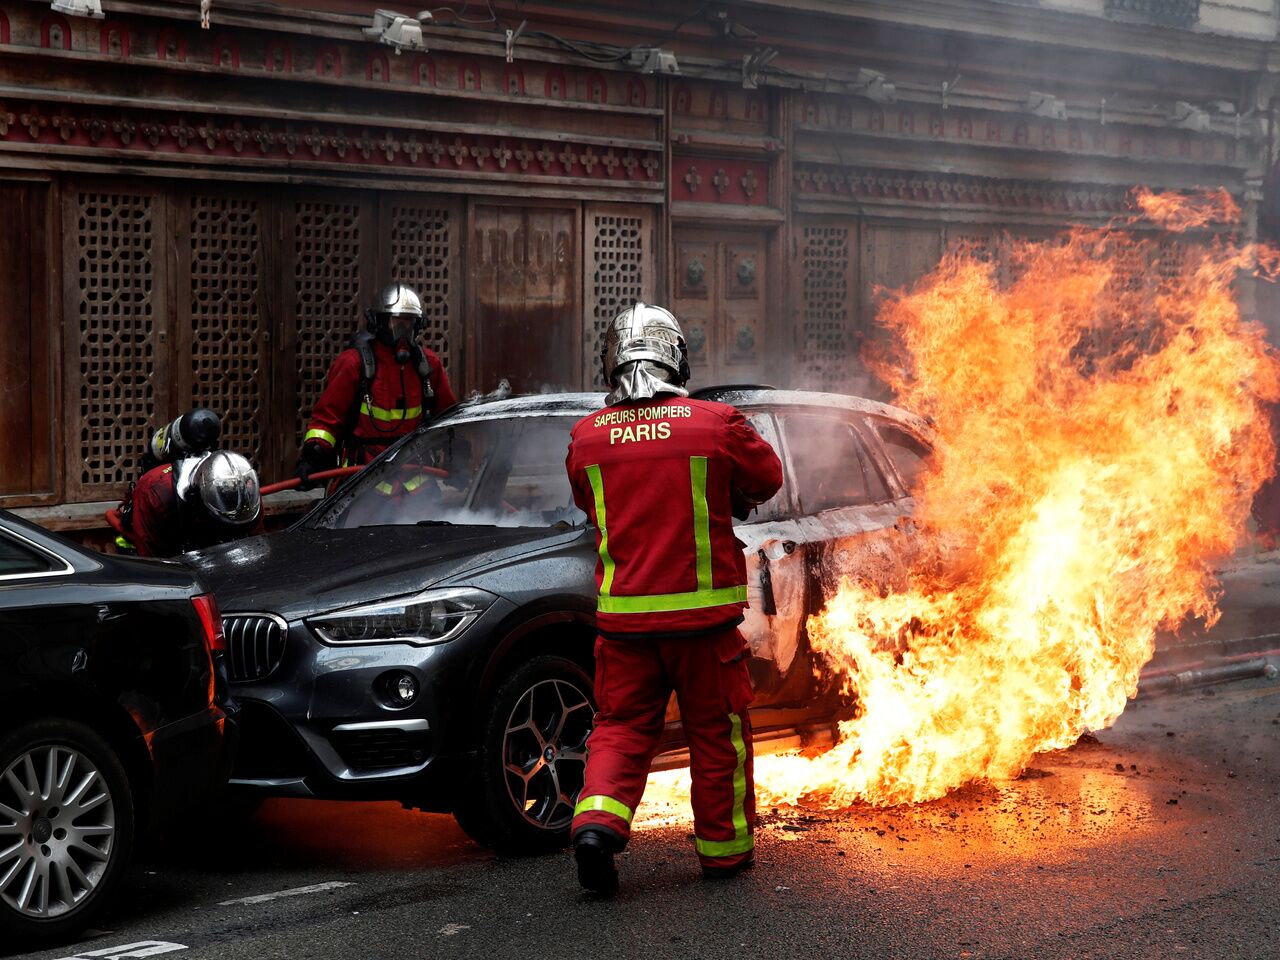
0;182;52;500
671;226;769;386
470;203;581;395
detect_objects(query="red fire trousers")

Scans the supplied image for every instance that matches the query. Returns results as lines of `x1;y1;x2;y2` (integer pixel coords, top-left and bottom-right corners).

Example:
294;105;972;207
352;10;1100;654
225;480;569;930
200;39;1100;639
571;626;756;870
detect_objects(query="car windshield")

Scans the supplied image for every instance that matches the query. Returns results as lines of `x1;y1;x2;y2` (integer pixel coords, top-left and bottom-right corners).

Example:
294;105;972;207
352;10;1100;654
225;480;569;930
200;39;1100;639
310;415;586;530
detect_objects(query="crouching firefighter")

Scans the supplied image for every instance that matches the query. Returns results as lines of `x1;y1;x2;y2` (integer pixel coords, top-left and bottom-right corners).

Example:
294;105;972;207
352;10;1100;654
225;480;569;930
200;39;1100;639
565;302;783;894
296;283;457;490
113;410;263;557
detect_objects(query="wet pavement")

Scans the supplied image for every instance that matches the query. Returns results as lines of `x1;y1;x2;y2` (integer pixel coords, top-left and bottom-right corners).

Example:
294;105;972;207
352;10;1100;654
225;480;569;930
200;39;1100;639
9;674;1280;960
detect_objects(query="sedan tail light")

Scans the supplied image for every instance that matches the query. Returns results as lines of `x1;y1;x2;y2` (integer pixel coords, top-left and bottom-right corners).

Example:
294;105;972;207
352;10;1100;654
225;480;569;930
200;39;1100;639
191;593;225;656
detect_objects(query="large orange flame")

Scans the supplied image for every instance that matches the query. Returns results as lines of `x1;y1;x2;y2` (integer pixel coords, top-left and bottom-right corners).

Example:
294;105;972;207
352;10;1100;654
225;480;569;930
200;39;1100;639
643;190;1280;818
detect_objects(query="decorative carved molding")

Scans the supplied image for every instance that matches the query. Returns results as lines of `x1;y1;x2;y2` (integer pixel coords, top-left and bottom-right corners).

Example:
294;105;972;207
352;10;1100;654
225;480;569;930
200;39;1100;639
674;153;769;206
793;162;1156;216
0;97;662;185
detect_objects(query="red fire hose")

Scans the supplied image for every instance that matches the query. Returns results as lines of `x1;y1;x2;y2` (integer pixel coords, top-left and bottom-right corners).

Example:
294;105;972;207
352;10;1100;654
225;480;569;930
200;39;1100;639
259;467;364;496
259;464;449;496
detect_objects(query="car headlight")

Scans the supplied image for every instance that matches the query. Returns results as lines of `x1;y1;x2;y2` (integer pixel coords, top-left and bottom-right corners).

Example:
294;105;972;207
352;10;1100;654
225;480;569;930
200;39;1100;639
307;587;494;646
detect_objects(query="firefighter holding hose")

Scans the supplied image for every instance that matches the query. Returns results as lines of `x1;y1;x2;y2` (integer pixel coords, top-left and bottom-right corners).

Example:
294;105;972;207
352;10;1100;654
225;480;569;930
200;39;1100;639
566;302;783;894
296;283;457;490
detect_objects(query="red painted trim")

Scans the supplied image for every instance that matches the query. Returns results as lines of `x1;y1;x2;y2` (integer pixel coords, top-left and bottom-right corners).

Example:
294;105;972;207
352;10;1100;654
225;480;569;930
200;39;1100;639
99;23;129;58
156;28;187;62
211;35;240;69
0;12;10;45
413;54;436;87
40;14;72;51
544;68;566;99
265;41;293;73
366;52;390;82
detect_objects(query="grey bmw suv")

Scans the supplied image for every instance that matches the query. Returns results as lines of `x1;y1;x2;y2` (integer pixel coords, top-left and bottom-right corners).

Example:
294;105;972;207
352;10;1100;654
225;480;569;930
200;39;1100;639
189;386;934;854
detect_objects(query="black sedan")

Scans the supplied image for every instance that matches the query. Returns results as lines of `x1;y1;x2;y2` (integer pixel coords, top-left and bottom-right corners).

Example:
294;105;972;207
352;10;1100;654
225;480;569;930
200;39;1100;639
0;511;236;946
190;387;932;855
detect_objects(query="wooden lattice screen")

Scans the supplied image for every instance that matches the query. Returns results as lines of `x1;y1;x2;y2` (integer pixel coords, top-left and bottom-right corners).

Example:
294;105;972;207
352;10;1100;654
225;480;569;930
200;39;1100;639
292;201;367;445
584;204;654;388
188;195;267;469
384;198;458;371
66;190;166;498
797;222;856;391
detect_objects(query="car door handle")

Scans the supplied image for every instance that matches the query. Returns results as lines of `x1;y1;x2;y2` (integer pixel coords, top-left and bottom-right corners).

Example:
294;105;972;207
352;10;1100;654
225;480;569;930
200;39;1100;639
762;539;797;561
756;549;777;616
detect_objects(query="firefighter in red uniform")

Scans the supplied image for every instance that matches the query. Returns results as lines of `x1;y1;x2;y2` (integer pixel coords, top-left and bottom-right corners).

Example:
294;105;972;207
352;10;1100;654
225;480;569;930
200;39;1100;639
566;302;783;894
296;283;458;489
125;450;262;557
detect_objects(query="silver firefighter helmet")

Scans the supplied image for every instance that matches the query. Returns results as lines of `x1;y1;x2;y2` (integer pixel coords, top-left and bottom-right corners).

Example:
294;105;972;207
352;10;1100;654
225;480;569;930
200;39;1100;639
188;450;261;526
375;282;425;344
601;301;690;404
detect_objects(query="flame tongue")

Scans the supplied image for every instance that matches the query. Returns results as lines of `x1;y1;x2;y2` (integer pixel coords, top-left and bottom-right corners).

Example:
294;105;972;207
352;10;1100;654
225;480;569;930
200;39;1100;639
749;191;1280;809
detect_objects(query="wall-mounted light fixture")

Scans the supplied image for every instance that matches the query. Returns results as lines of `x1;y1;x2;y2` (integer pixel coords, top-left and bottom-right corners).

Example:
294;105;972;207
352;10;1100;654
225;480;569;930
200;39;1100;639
363;9;432;54
1027;91;1067;120
51;0;103;19
848;68;895;104
628;47;680;75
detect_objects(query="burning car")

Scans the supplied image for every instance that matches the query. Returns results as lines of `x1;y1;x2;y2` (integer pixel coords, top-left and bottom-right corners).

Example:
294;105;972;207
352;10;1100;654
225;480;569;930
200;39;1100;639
188;387;933;854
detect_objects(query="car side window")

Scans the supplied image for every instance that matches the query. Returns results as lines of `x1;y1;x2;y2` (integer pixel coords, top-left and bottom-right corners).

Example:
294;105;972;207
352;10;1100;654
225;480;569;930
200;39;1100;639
778;414;890;513
738;411;789;522
875;422;933;495
0;534;56;578
477;418;586;526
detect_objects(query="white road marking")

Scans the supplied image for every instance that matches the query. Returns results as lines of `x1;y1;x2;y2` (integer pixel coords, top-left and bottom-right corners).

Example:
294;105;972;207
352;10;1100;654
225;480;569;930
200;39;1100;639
439;924;472;936
52;942;188;960
218;880;355;906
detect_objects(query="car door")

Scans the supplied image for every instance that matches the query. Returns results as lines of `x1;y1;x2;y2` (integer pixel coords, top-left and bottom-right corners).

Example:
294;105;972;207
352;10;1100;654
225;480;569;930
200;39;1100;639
732;410;809;705
775;408;917;646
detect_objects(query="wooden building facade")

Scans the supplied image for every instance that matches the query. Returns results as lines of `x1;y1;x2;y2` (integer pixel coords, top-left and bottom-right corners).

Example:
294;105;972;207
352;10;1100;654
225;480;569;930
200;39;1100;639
1;0;1275;532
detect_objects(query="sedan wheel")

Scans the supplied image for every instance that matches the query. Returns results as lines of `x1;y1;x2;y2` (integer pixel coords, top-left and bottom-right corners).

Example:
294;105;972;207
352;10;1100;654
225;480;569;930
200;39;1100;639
0;720;134;946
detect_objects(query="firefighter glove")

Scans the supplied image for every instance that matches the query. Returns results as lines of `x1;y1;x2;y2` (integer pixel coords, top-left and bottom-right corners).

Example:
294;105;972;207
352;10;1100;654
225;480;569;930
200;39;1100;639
296;441;337;491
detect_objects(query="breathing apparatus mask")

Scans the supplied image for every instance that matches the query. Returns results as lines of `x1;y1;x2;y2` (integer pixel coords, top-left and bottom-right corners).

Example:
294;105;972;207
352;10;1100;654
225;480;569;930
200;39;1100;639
366;283;425;363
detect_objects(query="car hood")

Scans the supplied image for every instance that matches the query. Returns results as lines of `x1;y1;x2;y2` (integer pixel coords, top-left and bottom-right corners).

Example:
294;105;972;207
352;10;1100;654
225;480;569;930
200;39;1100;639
186;524;583;619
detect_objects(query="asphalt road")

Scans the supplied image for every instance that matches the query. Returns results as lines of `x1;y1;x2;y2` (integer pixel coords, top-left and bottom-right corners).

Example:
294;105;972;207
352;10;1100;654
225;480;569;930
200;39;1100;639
9;675;1280;960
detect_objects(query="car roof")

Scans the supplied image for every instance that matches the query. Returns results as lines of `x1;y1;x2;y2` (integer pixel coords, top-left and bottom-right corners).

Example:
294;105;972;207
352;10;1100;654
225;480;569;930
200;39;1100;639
435;387;933;441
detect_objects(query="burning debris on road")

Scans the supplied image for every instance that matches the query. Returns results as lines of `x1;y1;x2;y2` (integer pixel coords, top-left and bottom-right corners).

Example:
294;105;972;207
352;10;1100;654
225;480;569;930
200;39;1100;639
649;190;1280;816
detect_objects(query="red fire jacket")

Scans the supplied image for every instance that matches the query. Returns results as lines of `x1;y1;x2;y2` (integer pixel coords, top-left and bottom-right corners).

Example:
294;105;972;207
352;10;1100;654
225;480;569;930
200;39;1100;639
304;339;457;465
127;463;263;557
566;396;783;636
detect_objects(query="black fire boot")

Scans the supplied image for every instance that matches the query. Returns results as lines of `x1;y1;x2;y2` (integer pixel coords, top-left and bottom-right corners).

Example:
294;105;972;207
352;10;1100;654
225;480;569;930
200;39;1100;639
701;851;754;880
573;828;619;896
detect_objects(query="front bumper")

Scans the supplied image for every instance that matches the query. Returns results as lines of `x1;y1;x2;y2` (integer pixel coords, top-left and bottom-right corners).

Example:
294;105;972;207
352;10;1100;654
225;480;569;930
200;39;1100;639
226;598;512;805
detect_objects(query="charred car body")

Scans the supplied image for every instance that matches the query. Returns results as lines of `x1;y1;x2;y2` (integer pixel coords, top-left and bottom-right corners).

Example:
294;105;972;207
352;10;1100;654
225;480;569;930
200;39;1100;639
0;511;236;945
189;387;933;853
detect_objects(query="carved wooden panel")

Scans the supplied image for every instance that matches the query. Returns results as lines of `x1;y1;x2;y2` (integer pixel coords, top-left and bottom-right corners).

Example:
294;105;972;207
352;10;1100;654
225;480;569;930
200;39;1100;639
671;227;769;385
293;201;364;442
67;190;167;497
470;203;580;393
189;195;266;468
584;204;654;388
798;223;856;391
384;198;459;372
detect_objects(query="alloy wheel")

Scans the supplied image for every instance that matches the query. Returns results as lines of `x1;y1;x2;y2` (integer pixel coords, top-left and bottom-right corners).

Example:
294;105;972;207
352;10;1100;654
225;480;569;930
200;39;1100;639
0;744;117;919
502;678;593;830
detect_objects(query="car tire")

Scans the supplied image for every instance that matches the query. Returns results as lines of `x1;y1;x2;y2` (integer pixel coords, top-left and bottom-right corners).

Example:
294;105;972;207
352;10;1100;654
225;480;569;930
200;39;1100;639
0;718;136;947
453;654;595;856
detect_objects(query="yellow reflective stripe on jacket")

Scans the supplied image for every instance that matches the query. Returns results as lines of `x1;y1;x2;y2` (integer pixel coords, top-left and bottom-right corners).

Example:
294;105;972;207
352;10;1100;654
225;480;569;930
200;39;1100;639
403;473;429;493
585;465;615;596
305;427;337;447
694;711;752;858
359;401;423;422
589;455;746;615
573;794;633;824
597;586;747;614
375;481;396;496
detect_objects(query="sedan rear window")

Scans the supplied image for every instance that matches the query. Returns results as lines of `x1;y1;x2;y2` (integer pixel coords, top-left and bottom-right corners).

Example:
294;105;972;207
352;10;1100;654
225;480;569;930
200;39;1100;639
0;535;57;577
